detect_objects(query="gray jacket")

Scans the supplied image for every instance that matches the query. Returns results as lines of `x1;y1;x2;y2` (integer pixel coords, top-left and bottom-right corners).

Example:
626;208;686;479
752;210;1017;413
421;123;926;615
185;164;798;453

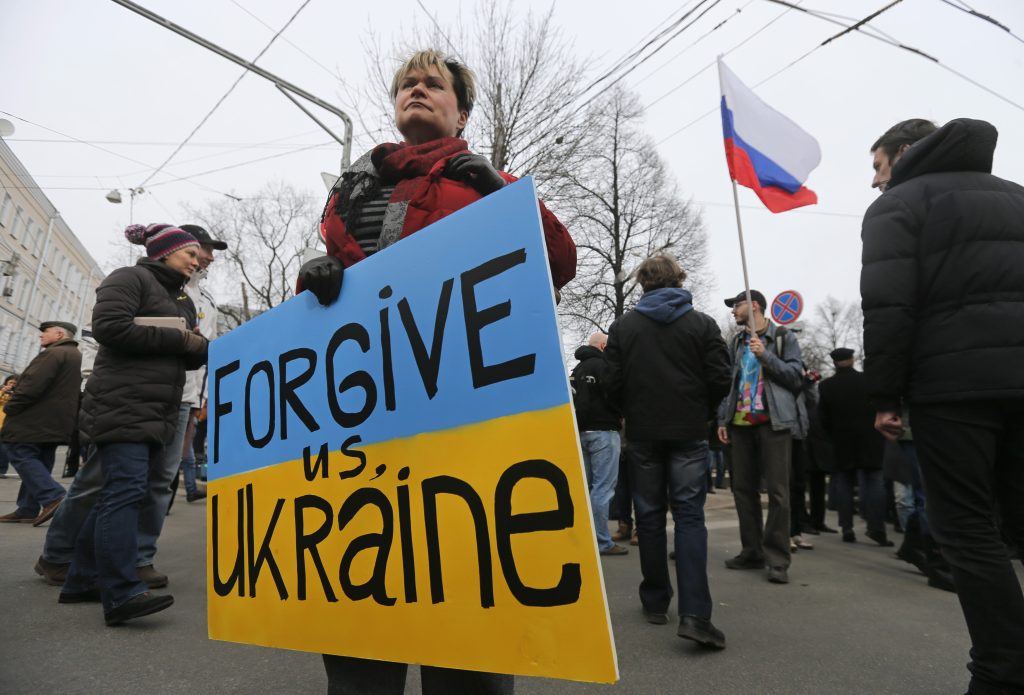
718;322;805;435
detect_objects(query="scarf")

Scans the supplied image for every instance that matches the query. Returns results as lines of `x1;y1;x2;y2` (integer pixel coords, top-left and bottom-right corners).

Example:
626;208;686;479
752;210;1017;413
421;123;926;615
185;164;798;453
324;137;469;251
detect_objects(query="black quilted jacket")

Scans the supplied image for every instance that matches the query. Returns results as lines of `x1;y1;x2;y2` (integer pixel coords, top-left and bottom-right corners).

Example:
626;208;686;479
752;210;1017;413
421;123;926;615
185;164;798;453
860;118;1024;409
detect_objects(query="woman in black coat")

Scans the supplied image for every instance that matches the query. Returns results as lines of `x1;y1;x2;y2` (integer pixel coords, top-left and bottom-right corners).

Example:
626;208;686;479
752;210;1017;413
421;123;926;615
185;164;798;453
61;224;208;626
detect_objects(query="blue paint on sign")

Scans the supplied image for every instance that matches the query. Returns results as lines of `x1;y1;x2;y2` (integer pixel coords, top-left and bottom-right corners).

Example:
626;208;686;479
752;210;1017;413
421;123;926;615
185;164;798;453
771;290;803;325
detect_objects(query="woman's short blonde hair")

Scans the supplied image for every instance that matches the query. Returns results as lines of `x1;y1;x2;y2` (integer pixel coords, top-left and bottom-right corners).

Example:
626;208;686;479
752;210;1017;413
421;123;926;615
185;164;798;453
390;49;477;117
636;255;687;292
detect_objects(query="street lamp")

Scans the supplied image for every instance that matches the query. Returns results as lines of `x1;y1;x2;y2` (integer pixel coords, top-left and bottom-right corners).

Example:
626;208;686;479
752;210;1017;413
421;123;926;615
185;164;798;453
105;187;145;224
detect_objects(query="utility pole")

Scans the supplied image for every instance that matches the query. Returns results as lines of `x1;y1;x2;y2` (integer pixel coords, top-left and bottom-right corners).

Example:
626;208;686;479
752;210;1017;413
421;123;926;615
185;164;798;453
109;0;354;170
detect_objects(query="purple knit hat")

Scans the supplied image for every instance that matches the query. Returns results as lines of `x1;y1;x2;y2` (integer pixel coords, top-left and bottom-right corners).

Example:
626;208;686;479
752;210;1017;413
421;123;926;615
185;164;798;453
124;223;199;260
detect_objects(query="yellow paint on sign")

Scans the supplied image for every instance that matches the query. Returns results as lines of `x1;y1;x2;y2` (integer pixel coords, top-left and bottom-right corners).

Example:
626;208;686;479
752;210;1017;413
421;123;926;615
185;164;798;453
207;403;617;683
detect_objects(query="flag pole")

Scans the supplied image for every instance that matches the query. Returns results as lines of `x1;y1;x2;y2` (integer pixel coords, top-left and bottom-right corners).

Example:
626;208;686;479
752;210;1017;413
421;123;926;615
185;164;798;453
718;55;758;337
729;178;757;337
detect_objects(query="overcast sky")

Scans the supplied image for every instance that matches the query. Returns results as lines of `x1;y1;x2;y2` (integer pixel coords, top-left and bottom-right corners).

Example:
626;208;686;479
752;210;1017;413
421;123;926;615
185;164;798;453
3;0;1023;320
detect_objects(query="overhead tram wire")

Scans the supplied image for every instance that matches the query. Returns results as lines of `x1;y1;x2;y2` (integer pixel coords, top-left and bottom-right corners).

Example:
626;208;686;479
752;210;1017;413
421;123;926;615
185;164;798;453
765;0;1024;113
652;0;807;145
569;0;722;113
633;0;757;90
143;140;333;189
937;0;1024;45
0;109;238;200
134;0;314;190
566;0;726;119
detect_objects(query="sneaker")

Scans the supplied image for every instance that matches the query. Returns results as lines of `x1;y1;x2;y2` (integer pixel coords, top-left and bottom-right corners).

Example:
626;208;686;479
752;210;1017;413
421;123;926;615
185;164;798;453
600;544;628;556
767;566;789;584
725;554;765;570
793;535;814;550
136;565;168;589
677;615;726;649
34;556;70;586
104;592;174;626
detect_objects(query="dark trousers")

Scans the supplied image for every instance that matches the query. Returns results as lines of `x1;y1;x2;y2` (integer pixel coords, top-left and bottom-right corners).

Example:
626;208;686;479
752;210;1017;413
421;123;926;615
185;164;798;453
835;469;886;535
790;440;808;535
912;401;1024;695
322;655;513;695
728;425;791;569
628;440;712;619
807;470;827;527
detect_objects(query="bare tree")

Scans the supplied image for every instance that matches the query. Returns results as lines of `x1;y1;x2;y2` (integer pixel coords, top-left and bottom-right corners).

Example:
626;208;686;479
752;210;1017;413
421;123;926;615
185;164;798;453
800;296;864;373
359;0;593;202
183;182;318;323
558;87;708;338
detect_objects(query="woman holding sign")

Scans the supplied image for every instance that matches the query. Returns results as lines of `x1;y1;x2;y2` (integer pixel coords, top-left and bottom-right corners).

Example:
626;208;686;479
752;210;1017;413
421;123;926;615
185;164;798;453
60;224;209;625
297;49;575;695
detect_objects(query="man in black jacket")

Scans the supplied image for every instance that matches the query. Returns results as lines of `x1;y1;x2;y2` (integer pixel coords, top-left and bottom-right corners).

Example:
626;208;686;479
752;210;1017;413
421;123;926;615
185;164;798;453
817;348;890;547
570;332;626;556
605;255;731;649
862;117;1024;695
0;321;81;525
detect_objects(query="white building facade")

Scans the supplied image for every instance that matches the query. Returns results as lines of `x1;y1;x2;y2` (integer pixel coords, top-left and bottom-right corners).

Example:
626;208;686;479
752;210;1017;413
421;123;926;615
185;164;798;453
0;137;104;375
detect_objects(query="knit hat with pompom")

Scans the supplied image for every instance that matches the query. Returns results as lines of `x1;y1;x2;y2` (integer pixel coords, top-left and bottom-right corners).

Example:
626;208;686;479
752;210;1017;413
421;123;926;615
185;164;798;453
124;223;199;260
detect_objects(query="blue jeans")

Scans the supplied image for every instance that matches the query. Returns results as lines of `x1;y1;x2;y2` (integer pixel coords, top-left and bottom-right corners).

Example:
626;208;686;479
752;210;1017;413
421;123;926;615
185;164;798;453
835;468;886;535
63;442;154;612
137;404;191;566
708;448;725;487
629;440;712;620
43;444;103;564
6;443;64;516
580;430;621;551
179;409;198;496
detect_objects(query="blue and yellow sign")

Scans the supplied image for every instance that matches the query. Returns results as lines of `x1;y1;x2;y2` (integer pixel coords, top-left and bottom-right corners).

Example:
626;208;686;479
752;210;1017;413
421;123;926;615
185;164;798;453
207;179;617;683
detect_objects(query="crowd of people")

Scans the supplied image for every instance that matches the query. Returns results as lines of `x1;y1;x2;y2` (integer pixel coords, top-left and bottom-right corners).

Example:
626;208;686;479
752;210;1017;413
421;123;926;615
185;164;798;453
1;45;1022;695
571;115;1024;695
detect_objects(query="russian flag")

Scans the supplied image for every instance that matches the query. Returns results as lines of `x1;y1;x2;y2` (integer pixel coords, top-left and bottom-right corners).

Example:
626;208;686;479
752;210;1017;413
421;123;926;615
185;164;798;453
718;58;821;213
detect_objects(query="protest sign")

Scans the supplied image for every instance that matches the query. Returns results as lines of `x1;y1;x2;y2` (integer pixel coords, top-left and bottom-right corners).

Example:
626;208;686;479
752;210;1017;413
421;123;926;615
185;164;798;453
207;178;617;683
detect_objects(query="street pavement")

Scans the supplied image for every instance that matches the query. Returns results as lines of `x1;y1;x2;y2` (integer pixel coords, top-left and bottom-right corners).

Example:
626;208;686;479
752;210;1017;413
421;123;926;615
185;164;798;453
3;472;1015;695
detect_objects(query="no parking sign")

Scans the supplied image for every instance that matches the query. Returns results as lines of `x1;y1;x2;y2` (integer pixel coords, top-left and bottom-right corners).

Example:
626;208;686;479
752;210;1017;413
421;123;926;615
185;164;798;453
771;290;803;325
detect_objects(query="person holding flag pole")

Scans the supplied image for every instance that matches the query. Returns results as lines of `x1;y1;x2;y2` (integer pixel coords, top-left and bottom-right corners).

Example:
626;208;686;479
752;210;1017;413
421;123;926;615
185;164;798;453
715;57;815;584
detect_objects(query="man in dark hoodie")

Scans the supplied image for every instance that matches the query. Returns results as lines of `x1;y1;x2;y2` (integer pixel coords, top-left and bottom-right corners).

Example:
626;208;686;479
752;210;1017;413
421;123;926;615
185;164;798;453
862;117;1024;695
605;255;732;649
570;332;626;556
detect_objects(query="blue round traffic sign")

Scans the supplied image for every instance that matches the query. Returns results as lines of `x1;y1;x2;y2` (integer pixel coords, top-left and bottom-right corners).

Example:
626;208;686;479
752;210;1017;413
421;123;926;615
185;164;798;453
771;290;803;325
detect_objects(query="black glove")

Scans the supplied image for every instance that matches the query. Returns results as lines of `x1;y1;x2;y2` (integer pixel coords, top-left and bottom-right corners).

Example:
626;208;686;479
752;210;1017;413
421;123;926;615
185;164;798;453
298;255;345;306
444;153;506;196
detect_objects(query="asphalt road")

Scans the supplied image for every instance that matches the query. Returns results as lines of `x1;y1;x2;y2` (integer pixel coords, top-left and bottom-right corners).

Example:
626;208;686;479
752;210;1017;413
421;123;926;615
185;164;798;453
3;472;1013;695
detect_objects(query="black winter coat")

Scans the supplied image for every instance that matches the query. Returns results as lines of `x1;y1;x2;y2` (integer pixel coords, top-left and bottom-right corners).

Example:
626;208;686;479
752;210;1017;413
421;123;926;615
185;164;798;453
817;367;883;471
605;288;732;442
1;338;81;443
861;118;1024;409
570;345;621;431
80;258;205;445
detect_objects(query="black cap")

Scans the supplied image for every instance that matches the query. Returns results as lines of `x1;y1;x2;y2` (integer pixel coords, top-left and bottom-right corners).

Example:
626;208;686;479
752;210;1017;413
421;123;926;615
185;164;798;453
724;289;767;310
830;347;855;361
179;224;227;250
39;320;77;336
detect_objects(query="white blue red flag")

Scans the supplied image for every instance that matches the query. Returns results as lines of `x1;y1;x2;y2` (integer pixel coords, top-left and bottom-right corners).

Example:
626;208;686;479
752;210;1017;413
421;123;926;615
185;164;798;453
718;57;821;213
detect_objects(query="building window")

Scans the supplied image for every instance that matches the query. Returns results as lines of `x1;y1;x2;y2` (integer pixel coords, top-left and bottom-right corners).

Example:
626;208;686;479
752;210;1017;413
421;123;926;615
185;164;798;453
10;207;23;239
0;193;12;227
